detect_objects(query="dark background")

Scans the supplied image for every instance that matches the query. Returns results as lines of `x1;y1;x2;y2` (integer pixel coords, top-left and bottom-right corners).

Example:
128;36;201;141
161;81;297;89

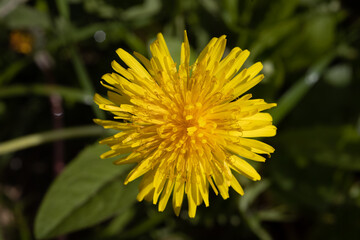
0;0;359;239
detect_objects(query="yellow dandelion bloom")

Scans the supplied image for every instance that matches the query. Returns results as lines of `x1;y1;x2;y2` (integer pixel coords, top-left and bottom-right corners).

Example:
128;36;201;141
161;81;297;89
94;31;276;218
9;30;33;54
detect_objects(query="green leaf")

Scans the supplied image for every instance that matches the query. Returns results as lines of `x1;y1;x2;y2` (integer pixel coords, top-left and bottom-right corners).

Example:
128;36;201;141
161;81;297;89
304;14;336;54
4;5;51;29
121;0;161;21
222;0;239;26
239;180;271;212
34;143;138;239
245;215;272;240
100;208;136;238
56;0;70;20
249;17;300;59
69;46;105;119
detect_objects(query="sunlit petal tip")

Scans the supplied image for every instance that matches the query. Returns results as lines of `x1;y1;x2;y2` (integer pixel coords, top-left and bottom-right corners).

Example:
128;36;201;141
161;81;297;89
100;151;114;159
241;49;250;58
92;118;99;124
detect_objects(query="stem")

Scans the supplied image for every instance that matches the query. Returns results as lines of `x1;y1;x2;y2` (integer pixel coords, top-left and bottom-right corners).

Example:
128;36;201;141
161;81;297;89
0;84;90;104
14;203;31;240
69;46;105;119
0;125;104;155
34;50;67;175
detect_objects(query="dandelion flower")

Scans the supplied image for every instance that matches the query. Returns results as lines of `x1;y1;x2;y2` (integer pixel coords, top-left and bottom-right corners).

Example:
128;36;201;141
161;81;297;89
9;30;33;54
94;31;276;218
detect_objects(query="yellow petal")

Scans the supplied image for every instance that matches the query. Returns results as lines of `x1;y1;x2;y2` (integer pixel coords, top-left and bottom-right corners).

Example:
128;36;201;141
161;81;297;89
228;155;261;181
156;33;171;57
107;91;130;105
224;49;250;79
93;119;135;130
187;181;198;218
197;166;209;207
137;171;155;201
113;151;141;164
116;48;152;80
111;60;134;80
247;62;263;79
180;30;190;67
124;157;152;184
240;138;275;154
230;174;244;195
210;162;229;199
233;74;264;97
133;51;154;75
242;112;273;121
215;47;241;78
225;144;266;162
172;178;185;216
94;93;114;106
158;178;175;211
153;171;167;204
242;125;277;137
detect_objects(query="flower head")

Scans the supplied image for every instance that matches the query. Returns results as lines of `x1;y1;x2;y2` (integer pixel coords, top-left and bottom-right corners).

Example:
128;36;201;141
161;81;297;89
9;30;33;54
94;31;276;218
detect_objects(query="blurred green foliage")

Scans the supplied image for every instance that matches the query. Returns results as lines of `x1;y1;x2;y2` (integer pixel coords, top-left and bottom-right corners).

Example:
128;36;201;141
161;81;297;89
0;0;359;239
